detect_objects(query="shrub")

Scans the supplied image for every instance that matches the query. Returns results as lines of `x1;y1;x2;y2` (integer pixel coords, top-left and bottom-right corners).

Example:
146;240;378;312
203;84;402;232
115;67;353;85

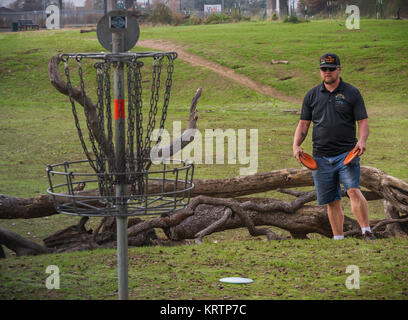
150;3;172;25
171;11;185;26
189;15;202;25
284;14;300;23
230;10;250;22
205;13;232;24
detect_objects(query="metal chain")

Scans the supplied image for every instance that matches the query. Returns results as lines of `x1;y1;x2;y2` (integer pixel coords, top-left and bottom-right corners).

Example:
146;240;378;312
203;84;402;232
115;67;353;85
103;61;115;177
63;57;98;174
154;54;174;147
95;62;108;196
116;60;126;185
77;57;105;174
144;53;175;170
126;60;136;194
133;59;146;195
126;59;146;196
143;55;163;162
61;52;176;200
134;60;144;164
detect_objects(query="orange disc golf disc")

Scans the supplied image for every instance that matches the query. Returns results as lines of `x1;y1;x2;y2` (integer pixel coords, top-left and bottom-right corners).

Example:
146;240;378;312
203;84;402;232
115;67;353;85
343;147;359;165
300;152;318;170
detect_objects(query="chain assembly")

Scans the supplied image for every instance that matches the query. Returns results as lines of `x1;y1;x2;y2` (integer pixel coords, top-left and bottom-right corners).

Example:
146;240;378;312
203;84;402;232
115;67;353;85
48;51;193;217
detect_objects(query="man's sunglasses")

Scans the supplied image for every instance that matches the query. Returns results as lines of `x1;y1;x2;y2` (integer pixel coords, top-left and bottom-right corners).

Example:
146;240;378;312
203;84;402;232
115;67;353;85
320;67;337;72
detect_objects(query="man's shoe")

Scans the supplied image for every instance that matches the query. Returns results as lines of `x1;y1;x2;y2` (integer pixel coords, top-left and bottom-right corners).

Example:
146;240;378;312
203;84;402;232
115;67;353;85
363;231;376;240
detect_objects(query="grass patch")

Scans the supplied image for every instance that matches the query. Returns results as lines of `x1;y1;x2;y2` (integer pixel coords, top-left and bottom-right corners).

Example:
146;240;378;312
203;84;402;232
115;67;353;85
1;239;407;300
140;19;408;113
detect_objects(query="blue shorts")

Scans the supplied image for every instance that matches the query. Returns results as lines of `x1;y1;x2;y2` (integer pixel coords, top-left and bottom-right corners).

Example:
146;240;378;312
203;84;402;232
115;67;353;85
312;151;361;205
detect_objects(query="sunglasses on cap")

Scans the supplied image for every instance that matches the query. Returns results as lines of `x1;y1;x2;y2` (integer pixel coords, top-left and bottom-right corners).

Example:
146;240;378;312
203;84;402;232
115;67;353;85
320;67;337;72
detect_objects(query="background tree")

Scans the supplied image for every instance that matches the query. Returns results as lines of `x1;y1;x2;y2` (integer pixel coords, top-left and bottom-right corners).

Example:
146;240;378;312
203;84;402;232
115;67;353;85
10;0;43;10
84;0;106;9
150;1;172;23
297;0;407;18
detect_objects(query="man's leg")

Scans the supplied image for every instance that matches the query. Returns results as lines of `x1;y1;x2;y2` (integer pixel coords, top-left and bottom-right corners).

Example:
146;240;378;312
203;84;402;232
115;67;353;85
339;155;374;238
327;200;344;237
346;188;370;228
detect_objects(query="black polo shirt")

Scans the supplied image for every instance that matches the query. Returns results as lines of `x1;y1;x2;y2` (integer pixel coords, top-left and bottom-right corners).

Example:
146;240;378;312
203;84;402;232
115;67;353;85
300;78;368;157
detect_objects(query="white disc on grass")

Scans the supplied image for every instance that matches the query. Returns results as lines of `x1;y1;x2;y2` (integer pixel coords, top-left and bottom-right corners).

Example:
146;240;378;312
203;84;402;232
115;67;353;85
219;277;254;284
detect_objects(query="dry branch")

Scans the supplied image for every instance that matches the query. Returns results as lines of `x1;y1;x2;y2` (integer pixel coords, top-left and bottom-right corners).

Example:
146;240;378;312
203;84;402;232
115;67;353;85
194;208;233;243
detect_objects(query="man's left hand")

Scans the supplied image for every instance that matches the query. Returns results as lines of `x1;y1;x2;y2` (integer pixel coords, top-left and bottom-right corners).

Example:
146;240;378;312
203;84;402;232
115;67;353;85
355;141;366;156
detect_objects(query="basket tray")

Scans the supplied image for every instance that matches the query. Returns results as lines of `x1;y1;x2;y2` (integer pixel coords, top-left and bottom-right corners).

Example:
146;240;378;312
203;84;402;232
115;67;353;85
46;159;194;217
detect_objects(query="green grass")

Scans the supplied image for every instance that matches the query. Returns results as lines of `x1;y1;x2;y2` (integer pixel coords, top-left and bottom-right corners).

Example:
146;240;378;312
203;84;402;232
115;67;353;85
140;19;408;113
1;239;407;300
0;19;407;300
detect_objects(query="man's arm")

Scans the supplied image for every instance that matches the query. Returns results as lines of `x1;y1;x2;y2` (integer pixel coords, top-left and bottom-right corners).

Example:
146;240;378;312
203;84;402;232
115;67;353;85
293;120;311;163
356;118;369;156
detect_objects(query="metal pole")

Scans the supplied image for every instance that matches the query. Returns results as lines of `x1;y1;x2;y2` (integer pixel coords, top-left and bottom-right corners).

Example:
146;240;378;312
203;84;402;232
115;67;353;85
112;28;129;301
59;0;63;28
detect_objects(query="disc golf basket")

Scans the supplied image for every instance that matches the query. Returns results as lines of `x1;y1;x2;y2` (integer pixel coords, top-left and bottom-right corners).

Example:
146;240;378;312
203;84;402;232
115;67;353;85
46;51;194;217
46;10;194;300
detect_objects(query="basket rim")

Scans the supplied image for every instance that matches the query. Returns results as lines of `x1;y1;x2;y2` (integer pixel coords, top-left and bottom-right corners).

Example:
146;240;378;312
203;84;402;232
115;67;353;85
46;159;194;176
59;51;178;62
46;159;194;217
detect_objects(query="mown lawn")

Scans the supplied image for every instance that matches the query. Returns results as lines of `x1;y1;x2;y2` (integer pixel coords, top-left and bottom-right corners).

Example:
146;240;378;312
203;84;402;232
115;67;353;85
1;239;407;300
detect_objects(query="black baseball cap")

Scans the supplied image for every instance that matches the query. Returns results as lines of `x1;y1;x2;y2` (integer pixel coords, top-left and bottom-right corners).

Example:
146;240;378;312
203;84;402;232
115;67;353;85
319;53;341;68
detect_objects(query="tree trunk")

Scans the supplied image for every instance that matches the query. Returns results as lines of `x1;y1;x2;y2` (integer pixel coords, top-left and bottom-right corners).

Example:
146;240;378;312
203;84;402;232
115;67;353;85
1;166;407;256
0;226;50;257
0;167;375;219
382;200;407;237
41;216;160;253
0;193;59;219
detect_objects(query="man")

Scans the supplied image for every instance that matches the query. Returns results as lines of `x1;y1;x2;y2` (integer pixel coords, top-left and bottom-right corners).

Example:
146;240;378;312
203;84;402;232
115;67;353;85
293;53;375;240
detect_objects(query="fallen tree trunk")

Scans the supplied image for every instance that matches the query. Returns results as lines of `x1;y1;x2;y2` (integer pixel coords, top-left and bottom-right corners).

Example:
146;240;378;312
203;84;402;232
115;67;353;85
0;193;59;219
127;194;360;241
0;225;50;256
1;167;407;256
1;166;403;220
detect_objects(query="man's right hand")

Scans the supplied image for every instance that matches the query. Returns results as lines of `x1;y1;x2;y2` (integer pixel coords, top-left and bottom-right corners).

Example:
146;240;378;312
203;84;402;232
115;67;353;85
293;146;304;164
292;120;311;164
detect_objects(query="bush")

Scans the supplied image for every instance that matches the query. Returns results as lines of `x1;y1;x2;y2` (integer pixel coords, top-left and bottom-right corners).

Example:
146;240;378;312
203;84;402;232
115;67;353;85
171;11;185;26
271;12;279;21
150;3;172;25
284;14;300;23
205;13;232;24
230;10;250;22
188;15;202;25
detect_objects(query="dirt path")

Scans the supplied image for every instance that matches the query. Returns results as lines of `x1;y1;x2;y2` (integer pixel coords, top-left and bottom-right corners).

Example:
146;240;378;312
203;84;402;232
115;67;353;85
138;39;300;105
